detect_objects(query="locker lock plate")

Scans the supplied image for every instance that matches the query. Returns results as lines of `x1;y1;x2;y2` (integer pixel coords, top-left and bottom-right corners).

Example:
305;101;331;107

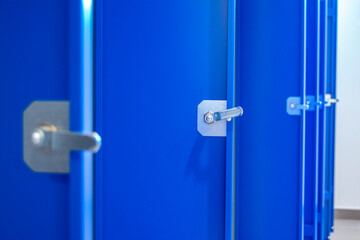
197;100;243;137
23;101;101;173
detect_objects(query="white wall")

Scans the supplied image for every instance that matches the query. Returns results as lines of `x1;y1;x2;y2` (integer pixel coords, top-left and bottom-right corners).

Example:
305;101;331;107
335;0;360;210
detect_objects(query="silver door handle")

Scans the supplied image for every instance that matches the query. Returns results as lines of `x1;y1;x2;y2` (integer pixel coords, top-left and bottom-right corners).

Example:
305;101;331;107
204;106;243;124
32;126;101;153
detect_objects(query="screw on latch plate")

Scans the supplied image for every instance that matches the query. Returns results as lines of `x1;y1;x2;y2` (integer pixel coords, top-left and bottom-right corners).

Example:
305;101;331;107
204;112;215;124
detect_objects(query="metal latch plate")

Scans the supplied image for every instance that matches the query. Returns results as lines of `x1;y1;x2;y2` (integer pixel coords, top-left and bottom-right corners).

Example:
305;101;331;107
23;101;70;173
197;100;227;137
287;96;316;115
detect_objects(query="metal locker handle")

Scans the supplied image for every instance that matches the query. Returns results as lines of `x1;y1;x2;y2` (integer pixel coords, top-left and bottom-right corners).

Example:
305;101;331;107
32;126;101;153
204;106;243;124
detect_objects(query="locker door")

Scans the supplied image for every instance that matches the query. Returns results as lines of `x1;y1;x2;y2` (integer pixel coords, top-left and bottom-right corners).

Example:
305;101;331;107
234;0;337;240
302;0;338;239
318;0;338;239
303;0;321;238
94;0;238;239
299;0;338;239
235;0;304;239
0;1;97;239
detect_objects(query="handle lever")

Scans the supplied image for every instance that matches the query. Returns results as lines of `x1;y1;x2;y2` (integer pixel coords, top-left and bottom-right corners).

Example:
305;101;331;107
204;106;243;124
324;94;339;107
32;125;101;153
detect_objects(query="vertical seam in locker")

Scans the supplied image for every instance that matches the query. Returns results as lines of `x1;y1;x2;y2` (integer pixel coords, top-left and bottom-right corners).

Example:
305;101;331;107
94;0;103;239
84;1;95;239
232;1;237;238
69;0;95;239
225;0;236;239
321;0;329;238
314;0;321;237
329;0;338;230
232;1;236;238
299;0;307;239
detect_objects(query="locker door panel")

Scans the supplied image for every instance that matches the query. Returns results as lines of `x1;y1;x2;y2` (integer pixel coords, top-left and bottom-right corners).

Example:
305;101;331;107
0;1;96;239
0;2;70;239
235;0;303;239
95;1;230;239
234;0;337;240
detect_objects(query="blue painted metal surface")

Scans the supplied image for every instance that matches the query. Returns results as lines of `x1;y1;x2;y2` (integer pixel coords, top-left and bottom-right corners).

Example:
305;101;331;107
94;0;104;239
319;0;328;239
320;3;329;239
327;0;338;235
0;1;70;239
0;1;94;239
225;0;236;239
0;0;338;239
303;0;320;239
235;0;303;239
234;0;337;239
95;1;228;239
69;0;94;239
301;2;338;239
321;0;338;238
307;0;337;239
300;1;308;239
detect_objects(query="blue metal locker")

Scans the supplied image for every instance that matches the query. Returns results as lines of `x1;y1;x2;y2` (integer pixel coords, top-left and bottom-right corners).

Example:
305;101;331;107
94;0;237;239
0;0;95;239
319;0;338;238
0;0;337;240
234;0;337;240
